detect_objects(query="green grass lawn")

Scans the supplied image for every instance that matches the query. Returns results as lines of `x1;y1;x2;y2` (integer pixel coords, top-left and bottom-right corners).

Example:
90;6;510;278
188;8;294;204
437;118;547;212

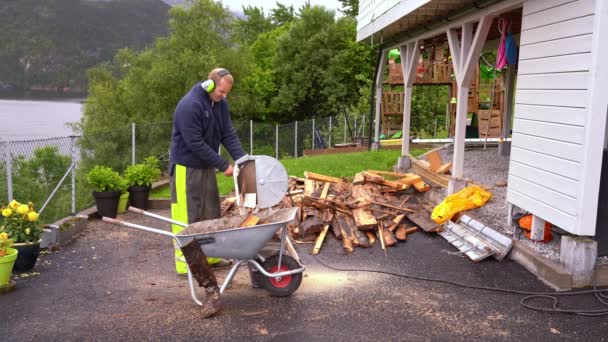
151;148;427;198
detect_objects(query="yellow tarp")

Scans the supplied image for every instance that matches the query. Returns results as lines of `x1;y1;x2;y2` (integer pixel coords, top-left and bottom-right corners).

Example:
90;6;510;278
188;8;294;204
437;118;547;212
379;139;402;146
431;186;492;224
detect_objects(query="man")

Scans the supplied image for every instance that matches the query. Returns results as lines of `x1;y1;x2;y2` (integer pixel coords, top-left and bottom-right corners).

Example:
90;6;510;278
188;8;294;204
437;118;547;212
169;67;246;273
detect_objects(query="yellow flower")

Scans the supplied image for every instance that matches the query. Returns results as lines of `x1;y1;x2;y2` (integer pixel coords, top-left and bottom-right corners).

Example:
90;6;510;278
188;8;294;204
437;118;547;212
27;211;38;222
17;204;29;215
0;232;7;240
25;228;30;235
1;208;12;217
9;200;20;210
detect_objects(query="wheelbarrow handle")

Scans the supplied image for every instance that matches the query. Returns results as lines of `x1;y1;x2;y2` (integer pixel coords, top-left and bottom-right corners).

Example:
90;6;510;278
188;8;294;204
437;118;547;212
102;216;177;239
128;207;187;227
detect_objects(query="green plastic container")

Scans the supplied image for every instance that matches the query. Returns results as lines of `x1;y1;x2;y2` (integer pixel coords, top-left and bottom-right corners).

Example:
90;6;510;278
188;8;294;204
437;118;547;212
117;192;129;214
0;248;18;286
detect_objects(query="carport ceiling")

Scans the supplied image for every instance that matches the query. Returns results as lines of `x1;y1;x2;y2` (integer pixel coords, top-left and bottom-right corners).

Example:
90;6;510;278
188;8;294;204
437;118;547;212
365;0;521;48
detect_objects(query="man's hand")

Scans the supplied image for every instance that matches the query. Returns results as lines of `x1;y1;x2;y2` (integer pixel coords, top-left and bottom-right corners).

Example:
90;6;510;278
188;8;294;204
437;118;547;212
223;164;234;177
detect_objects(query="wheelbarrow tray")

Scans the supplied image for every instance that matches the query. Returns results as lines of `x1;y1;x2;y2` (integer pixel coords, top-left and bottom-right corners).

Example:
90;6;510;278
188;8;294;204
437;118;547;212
176;207;298;260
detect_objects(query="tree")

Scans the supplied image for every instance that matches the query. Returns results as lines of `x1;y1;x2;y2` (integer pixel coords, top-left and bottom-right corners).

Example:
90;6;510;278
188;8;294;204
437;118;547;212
232;6;273;46
338;0;359;17
270;6;374;121
270;2;295;26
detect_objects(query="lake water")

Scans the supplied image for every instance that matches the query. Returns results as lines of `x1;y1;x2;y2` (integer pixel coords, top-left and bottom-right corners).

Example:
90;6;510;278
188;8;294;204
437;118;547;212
0;99;83;141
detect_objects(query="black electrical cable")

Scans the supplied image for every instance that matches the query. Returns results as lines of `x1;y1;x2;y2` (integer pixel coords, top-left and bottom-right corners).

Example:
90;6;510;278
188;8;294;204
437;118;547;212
312;255;608;316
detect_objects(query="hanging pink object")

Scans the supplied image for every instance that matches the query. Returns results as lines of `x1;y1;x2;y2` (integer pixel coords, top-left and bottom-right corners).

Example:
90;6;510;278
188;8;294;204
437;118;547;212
495;18;508;70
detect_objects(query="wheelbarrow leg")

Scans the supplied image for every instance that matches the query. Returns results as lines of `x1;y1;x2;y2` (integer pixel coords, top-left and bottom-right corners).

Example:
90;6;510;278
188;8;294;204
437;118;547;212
180;240;222;317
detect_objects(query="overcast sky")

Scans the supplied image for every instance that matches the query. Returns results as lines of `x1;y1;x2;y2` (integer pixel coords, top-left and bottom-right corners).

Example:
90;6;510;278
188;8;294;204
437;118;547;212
162;0;345;16
221;0;344;15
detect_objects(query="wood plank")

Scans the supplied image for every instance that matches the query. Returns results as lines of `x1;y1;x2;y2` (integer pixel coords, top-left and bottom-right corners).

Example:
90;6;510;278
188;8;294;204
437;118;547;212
514;104;587;126
412;180;431;192
397;174;422;185
354;228;371;248
410;156;450;188
239;214;260;227
352;208;378;230
367;170;407;178
330;215;343;240
520;15;594;45
378;222;387;256
513;118;585;144
518;53;591;74
382;227;397;247
405;205;443;232
516;72;589;91
435;162;453;175
515;90;588;108
370;201;415;213
312;214;334;255
425;150;444;172
320;183;330;199
511;133;583;162
338;220;354;253
519;34;593;60
305;171;343;183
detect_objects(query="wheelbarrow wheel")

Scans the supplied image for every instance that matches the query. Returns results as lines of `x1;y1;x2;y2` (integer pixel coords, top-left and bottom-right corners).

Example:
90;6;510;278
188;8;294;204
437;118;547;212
260;254;302;297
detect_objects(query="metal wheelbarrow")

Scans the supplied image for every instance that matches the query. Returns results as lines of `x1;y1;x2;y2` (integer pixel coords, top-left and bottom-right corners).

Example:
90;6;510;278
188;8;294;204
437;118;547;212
103;206;304;305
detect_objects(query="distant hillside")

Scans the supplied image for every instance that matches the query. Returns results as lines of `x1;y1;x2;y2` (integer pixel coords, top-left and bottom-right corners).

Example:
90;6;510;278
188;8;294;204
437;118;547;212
0;0;170;96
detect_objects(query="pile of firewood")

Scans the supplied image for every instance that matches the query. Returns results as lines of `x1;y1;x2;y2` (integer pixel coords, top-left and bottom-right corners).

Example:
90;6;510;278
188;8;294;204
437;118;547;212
293;170;439;255
220;169;442;256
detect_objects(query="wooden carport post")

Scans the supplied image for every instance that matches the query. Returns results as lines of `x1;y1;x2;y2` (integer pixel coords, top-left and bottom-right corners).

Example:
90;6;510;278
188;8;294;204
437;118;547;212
372;50;388;151
396;40;420;171
446;16;494;194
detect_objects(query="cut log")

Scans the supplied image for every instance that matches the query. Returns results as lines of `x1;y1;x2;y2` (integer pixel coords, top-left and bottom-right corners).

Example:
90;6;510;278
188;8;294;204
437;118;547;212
336;212;359;246
360;171;385;183
304;171;343;184
426;150;444;172
352;172;366;185
180;240;222;318
301;216;324;237
354;228;371;247
435;162;453;174
352;208;378;230
304;179;316;196
338;221;353;253
220;197;237;217
392;214;406;225
239;214;260;227
395;225;407;241
312;213;334;255
412;180;431;193
406;227;419;234
330;215;343;240
366;231;376;245
383;227;397;246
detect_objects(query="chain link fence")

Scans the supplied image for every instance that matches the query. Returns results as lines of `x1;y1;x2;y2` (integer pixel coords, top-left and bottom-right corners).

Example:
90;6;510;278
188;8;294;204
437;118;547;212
1;113;370;224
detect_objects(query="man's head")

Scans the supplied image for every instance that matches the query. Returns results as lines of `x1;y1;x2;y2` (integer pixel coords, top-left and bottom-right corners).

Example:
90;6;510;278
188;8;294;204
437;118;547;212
206;68;233;102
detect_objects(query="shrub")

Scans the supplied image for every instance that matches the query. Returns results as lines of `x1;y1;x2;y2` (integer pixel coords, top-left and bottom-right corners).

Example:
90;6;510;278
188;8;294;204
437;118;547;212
86;166;126;192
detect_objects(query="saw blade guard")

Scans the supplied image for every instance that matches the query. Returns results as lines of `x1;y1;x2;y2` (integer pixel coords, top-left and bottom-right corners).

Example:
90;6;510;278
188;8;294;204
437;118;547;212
233;155;288;209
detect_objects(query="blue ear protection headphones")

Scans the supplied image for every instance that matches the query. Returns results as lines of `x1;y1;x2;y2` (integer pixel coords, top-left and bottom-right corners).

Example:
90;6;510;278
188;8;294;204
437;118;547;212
201;69;231;93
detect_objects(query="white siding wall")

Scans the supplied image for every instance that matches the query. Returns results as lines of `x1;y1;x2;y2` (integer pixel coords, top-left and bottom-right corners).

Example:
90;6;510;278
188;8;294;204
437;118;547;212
508;0;597;233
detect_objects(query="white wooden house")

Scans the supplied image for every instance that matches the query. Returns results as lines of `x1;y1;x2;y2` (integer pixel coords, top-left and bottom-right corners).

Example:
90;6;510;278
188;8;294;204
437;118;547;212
357;0;608;278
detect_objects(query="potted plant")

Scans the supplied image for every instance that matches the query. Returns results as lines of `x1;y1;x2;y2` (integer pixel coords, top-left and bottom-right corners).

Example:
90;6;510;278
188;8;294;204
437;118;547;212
86;166;126;219
1;200;43;272
124;156;161;210
0;232;17;286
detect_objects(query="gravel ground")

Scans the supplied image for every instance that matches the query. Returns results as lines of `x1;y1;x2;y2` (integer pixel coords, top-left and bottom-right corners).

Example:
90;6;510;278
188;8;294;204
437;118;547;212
424;145;562;263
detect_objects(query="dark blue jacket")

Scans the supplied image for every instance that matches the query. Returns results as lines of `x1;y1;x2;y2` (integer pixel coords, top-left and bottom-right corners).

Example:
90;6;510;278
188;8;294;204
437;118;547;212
169;82;246;174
